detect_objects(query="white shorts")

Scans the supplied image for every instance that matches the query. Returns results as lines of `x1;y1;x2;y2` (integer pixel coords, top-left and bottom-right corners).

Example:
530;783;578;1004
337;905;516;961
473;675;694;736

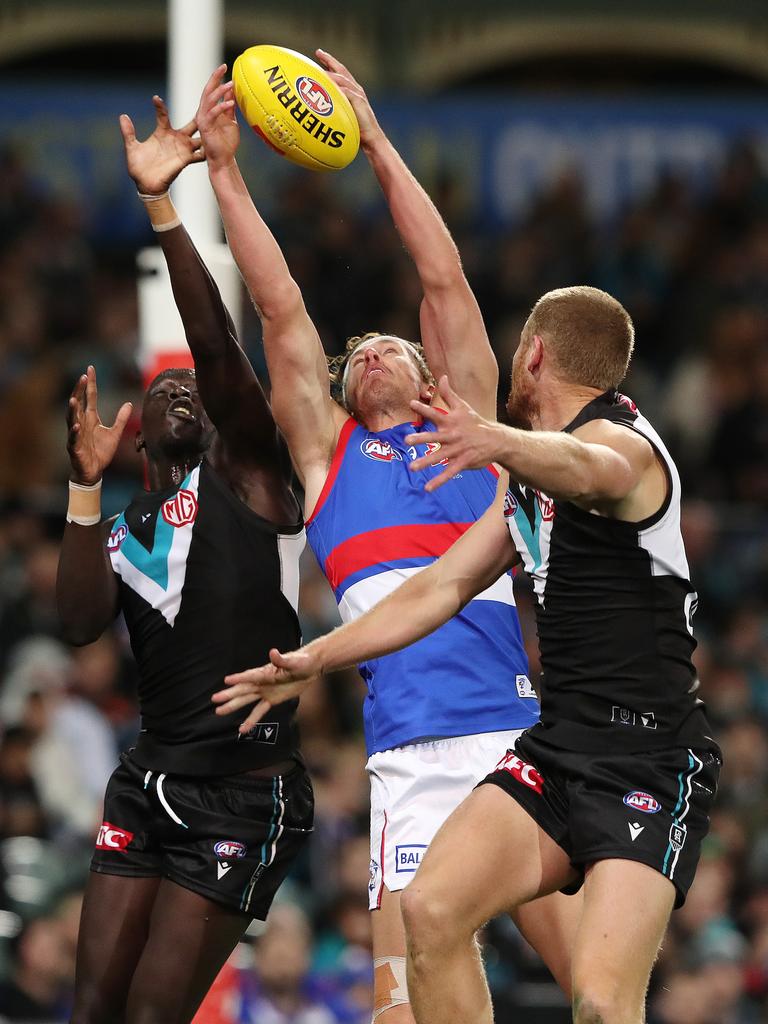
366;729;525;910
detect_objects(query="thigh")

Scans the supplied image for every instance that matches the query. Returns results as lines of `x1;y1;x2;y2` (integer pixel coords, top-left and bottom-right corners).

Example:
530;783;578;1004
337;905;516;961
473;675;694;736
72;872;161;1024
411;783;576;930
572;859;675;1011
126;878;249;1024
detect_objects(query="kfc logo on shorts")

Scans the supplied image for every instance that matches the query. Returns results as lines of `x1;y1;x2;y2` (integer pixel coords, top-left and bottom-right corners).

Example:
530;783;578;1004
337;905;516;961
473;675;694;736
503;490;518;518
495;750;544;794
623;791;661;814
534;489;555;521
296;75;334;116
161;488;198;527
107;524;127;553
96;821;134;851
213;840;247;860
361;438;403;462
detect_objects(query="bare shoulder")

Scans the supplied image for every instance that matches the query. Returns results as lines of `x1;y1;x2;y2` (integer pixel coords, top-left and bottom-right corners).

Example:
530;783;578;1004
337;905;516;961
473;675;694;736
572;418;655;470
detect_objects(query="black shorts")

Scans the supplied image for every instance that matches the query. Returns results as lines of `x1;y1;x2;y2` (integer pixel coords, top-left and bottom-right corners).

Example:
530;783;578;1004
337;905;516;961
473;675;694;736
91;752;313;919
481;729;721;908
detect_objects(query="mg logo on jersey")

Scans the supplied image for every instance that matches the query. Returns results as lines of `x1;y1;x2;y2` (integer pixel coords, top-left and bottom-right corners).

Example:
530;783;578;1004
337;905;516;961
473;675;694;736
296;75;334;116
534;489;555;521
623;791;661;814
395;844;427;873
495;750;544;794
161;488;198;527
107;524;127;553
361;438;403;462
96;821;134;851
213;840;247;860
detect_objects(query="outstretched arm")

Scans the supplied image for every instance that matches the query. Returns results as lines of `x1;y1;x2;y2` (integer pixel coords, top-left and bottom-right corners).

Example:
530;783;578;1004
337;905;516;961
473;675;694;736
212;480;517;732
119;95;277;460
57;368;132;645
197;66;343;487
317;49;498;418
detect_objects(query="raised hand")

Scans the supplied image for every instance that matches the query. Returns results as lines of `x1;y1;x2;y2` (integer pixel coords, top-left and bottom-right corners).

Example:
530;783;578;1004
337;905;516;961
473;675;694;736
119;96;204;196
405;376;502;492
315;48;382;148
67;366;133;485
212;647;322;735
196;64;240;171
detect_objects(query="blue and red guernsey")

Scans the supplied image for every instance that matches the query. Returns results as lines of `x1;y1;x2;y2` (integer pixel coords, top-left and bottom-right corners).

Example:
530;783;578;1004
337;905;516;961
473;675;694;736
307;416;538;755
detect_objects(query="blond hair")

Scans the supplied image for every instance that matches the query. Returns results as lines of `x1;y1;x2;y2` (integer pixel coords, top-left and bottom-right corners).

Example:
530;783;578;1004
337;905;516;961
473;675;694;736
328;332;435;410
524;286;634;390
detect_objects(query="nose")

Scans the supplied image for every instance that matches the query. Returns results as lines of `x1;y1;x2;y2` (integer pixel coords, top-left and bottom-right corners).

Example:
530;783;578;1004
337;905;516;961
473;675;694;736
364;348;381;364
169;385;191;400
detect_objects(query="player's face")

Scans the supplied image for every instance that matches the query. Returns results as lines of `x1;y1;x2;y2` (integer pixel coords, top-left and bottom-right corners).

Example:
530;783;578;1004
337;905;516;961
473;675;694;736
345;337;425;420
506;332;539;430
139;374;213;458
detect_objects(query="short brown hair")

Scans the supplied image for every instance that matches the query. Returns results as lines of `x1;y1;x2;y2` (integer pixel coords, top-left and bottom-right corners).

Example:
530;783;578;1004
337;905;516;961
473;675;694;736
524;286;634;390
328;332;435;410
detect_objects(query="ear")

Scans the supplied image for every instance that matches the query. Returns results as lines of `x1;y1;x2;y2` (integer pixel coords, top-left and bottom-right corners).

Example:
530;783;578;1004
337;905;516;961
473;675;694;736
135;430;145;453
528;334;545;376
419;381;435;405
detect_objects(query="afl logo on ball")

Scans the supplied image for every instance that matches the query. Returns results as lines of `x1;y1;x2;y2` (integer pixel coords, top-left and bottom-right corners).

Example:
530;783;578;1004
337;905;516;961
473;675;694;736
623;791;661;814
361;438;403;462
107;524;127;552
296;76;334;116
161;489;198;527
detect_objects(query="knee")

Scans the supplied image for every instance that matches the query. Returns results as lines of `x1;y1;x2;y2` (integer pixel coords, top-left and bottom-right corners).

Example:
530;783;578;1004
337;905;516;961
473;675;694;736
401;883;470;956
572;987;634;1024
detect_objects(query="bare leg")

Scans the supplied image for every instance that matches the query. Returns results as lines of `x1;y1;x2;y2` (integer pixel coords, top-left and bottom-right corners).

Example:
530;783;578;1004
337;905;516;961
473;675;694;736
70;872;161;1024
571;860;675;1024
401;785;577;1024
512;889;582;999
125;879;250;1024
371;887;415;1023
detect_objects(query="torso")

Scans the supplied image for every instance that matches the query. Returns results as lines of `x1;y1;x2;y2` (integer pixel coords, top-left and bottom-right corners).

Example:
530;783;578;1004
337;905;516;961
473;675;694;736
504;390;714;753
306;415;538;756
108;459;305;775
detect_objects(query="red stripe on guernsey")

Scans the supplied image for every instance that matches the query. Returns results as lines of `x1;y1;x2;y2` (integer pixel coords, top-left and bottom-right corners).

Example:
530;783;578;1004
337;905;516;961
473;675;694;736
377;810;388;910
325;521;473;591
305;417;358;526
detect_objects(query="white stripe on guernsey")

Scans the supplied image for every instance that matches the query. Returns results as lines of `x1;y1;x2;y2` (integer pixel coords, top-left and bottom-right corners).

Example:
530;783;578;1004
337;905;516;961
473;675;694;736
632;414;691;580
156;773;188;828
338;565;515;624
669;750;704;881
110;465;200;627
276;529;305;614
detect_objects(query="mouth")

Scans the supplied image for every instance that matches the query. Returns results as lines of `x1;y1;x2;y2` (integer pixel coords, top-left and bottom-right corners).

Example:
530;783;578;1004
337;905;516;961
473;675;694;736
363;367;386;383
167;399;196;422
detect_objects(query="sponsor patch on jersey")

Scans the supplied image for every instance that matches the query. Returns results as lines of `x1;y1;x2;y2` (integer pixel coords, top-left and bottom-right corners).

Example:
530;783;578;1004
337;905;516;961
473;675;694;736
107;524;127;553
669;822;687;852
361;437;403;462
515;674;537;699
495;750;544;794
161;488;198;527
237;722;279;744
214;840;247;860
503;490;518;518
623;791;661;814
395;844;427;874
534;489;555;521
96;821;134;851
296;75;334;116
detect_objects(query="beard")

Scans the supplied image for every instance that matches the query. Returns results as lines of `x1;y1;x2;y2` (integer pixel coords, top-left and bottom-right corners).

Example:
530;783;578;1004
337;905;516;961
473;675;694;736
505;365;538;430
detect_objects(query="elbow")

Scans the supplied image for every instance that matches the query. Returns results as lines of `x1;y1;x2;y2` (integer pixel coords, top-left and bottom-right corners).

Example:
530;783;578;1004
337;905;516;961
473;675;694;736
421;259;466;294
59;622;103;647
258;281;305;322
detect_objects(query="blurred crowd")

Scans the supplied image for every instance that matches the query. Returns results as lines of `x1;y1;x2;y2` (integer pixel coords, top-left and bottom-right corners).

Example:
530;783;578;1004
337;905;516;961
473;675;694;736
0;130;766;1023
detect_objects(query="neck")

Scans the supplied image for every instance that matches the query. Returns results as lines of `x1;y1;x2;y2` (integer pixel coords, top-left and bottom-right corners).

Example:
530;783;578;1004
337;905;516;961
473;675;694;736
531;383;606;433
359;405;416;432
146;453;202;490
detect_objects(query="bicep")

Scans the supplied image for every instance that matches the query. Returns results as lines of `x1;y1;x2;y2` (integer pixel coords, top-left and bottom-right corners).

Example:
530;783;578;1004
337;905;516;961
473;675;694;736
573;422;656;504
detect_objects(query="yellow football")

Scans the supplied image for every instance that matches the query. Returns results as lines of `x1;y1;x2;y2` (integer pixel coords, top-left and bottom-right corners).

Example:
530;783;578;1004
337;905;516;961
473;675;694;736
232;45;360;171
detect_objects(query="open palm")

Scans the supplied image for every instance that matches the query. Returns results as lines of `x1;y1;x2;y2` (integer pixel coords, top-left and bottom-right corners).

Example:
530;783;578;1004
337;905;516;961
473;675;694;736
67;367;132;485
119;95;204;196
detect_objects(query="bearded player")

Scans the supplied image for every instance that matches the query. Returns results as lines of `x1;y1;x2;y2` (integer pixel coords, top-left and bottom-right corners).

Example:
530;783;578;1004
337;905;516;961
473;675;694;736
56;99;311;1024
220;286;722;1024
196;57;579;1022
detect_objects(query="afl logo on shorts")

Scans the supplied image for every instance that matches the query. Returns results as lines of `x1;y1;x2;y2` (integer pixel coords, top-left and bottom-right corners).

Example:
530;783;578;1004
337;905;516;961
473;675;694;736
623;791;661;814
295;76;334;116
161;488;198;527
96;821;134;851
213;840;247;860
361;438;403;462
107;524;127;552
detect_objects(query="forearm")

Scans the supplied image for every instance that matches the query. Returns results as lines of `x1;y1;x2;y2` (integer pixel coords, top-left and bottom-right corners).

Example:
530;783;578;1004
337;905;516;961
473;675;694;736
207;159;304;320
364;132;463;290
57;525;118;645
308;562;463;673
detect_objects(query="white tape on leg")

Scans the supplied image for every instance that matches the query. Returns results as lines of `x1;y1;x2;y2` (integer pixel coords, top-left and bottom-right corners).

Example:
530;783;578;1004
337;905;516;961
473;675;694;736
372;956;409;1020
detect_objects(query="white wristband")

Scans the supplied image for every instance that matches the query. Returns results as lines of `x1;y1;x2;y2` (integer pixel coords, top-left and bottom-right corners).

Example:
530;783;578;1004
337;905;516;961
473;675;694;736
67;478;103;526
137;189;169;202
151;217;182;232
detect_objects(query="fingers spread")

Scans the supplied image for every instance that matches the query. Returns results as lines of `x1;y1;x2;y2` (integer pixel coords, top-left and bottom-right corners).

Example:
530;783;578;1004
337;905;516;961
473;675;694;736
118;114;136;146
153;95;170;128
